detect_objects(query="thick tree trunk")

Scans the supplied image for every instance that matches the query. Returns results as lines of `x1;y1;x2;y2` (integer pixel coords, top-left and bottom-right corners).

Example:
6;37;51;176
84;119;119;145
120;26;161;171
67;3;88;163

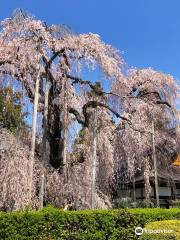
47;81;63;169
41;80;51;163
48;103;63;169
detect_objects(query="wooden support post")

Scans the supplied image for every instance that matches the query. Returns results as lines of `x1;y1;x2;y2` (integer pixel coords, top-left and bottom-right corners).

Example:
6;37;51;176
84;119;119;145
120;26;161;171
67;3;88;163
152;117;160;208
39;79;50;209
62;78;68;182
91;109;97;209
29;70;41;205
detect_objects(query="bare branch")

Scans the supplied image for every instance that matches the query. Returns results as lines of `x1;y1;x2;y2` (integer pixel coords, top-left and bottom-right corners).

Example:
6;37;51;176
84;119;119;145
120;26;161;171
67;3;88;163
68;107;85;125
68;100;130;127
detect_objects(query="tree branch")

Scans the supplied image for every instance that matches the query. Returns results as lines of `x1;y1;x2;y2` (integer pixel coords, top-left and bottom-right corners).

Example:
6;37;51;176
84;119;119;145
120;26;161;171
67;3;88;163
136;90;171;107
67;74;172;109
156;100;171;108
69;100;130;127
68;107;85;125
67;74;118;97
0;69;45;105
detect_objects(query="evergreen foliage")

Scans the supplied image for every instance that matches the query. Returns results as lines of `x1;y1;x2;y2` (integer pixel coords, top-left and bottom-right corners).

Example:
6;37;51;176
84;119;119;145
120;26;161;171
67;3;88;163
0;206;180;240
0;87;28;133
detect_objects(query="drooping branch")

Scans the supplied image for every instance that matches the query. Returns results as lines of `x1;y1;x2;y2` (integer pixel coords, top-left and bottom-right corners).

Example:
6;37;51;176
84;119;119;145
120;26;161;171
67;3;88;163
68;107;85;125
0;60;12;66
156;100;171;108
68;100;130;127
0;69;34;97
42;49;66;68
41;49;67;86
82;101;128;120
0;69;45;107
67;74;108;96
67;74;172;108
69;99;152;141
137;90;171;108
67;74;92;86
48;50;62;66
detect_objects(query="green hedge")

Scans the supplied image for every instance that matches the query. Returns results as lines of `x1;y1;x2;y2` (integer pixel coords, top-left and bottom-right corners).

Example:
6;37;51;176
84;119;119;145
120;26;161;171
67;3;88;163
129;208;180;222
0;206;180;240
140;220;180;240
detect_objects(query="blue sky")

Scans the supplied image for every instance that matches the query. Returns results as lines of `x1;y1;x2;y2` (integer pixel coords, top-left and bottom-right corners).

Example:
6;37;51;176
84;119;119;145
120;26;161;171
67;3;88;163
0;0;180;81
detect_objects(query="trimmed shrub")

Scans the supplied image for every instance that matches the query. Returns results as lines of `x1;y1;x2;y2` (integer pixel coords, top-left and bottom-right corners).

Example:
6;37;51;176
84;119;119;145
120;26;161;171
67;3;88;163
0;206;180;239
172;200;180;208
0;206;143;240
130;208;180;222
140;220;180;240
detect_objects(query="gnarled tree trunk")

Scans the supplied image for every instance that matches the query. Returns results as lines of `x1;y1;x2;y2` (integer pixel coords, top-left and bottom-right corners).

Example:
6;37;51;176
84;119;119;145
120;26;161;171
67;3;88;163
46;78;64;169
